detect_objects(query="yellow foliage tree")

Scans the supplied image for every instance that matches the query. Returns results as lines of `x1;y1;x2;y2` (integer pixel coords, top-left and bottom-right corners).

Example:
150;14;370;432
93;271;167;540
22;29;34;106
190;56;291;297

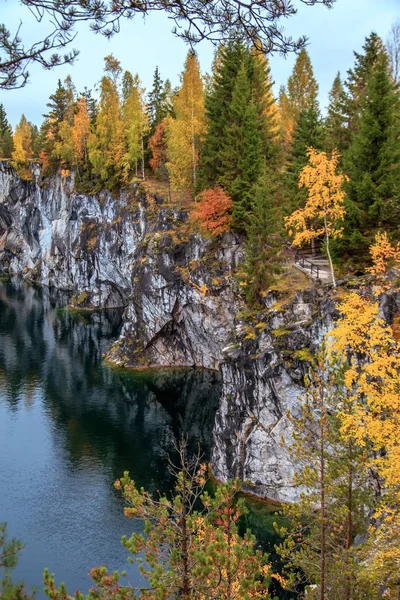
122;73;149;181
328;290;400;597
367;231;400;290
167;51;206;196
88;75;125;187
285;148;347;287
72;97;91;164
53;120;74;166
329;291;400;474
11;114;34;179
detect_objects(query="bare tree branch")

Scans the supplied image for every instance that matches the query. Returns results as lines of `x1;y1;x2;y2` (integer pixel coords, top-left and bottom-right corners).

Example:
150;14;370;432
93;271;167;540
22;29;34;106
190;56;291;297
0;0;335;89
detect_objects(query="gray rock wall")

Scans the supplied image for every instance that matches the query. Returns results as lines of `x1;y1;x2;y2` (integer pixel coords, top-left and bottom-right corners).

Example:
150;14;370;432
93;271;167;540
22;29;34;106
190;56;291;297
0;163;350;502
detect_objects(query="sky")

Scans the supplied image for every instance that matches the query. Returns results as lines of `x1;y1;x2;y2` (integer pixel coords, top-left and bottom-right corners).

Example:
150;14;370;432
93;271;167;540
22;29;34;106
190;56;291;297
0;0;399;128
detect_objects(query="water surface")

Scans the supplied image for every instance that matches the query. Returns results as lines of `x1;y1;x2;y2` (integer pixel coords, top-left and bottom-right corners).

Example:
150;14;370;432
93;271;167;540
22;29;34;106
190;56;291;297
0;279;221;596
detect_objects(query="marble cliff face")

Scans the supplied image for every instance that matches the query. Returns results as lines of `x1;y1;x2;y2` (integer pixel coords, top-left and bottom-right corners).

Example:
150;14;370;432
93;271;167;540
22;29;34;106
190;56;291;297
5;163;398;502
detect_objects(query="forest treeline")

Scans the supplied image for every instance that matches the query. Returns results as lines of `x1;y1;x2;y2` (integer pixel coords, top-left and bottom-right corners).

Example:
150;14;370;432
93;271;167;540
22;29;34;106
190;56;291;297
1;29;399;275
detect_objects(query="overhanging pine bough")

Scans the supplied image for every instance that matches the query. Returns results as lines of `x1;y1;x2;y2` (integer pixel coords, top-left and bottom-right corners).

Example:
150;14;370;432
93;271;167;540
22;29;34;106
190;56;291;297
1;0;334;89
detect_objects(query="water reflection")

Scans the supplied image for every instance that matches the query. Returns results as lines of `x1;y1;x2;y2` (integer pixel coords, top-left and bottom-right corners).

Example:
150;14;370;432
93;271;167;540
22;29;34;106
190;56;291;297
0;278;221;596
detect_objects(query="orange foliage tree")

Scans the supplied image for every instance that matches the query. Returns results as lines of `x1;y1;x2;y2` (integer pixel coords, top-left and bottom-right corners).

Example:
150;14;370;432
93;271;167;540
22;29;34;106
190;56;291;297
149;118;168;174
285;147;347;287
191;186;233;235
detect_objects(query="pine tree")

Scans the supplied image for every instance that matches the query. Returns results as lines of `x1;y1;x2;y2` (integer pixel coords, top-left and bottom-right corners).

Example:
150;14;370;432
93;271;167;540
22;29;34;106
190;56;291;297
244;172;282;306
0;104;13;158
220;62;263;228
166;51;206;195
30;124;40;158
324;72;348;154
44;441;272;600
0;523;35;600
45;78;76;135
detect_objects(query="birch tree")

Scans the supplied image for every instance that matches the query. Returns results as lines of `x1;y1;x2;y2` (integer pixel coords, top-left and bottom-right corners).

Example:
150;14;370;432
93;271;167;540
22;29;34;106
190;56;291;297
285;148;347;287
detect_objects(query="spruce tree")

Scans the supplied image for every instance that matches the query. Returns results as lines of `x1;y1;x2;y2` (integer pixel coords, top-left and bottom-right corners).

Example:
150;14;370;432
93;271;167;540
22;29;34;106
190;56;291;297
147;66;166;134
290;101;322;176
80;87;98;125
343;46;400;253
220;62;263;228
286;99;322;213
248;49;279;162
278;85;295;154
244;172;282;306
200;40;246;189
44;78;76;136
282;47;320;211
324;72;348;154
342;32;383;140
162;79;174;117
287;48;319;123
0;104;13;158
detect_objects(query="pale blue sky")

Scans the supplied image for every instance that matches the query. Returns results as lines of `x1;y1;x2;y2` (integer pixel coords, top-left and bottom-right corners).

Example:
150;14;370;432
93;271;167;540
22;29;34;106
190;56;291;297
1;0;399;128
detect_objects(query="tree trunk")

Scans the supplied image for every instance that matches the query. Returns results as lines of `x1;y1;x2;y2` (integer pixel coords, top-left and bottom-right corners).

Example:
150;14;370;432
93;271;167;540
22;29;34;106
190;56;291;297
344;447;353;600
191;92;196;192
311;237;316;257
320;426;326;600
324;212;336;287
141;137;145;180
180;456;191;599
320;372;326;600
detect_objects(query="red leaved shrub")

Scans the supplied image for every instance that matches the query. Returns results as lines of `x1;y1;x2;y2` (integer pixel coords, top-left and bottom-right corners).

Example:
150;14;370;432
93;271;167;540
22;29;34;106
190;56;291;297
191;186;233;235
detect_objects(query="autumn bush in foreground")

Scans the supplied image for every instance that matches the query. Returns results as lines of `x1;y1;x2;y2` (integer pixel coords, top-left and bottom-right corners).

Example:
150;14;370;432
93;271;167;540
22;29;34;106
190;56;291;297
191;186;233;236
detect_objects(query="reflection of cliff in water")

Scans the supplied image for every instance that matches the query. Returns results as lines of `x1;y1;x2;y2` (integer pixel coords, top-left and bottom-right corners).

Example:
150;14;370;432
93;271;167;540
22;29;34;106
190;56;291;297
0;279;222;493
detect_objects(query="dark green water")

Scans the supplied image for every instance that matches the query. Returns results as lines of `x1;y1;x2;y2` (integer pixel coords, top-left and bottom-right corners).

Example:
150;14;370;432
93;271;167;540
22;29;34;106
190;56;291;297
0;279;222;597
